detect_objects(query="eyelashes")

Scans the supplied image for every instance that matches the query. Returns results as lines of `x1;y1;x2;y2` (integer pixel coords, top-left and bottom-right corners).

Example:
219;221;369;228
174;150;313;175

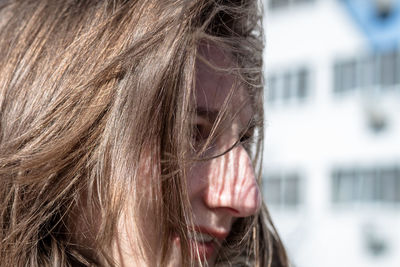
192;116;255;152
239;122;255;143
193;121;212;144
239;122;255;152
192;118;216;154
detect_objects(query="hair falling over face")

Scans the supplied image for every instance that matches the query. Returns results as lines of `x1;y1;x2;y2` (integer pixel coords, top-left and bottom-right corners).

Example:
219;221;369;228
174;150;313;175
0;0;289;266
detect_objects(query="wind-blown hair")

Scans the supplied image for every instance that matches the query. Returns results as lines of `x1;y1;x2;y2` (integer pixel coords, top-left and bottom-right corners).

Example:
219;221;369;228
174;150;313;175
0;0;288;266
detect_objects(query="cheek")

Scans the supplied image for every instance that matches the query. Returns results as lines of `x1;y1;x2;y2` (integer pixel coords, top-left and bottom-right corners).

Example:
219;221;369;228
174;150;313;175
187;158;225;200
187;161;209;198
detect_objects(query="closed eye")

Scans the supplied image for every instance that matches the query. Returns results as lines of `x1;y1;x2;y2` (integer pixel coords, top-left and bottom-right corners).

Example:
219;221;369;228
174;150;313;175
239;120;255;143
240;132;252;143
193;116;213;146
238;120;256;154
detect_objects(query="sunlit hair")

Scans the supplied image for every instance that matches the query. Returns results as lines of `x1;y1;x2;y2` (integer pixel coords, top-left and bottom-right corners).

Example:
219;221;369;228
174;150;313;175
0;0;288;266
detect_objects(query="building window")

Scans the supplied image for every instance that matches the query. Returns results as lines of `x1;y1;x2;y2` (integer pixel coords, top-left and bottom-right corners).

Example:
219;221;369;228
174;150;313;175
282;71;292;101
297;67;309;98
333;49;400;95
264;173;302;208
333;59;357;93
268;0;315;11
269;0;289;10
331;166;400;204
267;66;310;105
358;55;376;89
379;50;399;88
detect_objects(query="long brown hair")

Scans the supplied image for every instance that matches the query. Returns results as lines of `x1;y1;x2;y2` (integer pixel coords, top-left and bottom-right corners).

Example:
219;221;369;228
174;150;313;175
0;0;288;266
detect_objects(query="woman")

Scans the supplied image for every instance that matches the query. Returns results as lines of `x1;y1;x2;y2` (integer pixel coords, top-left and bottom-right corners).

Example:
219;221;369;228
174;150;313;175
0;0;288;266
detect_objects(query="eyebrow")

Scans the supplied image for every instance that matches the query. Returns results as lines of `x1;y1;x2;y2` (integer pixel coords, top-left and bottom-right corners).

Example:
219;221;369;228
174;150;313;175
196;106;255;132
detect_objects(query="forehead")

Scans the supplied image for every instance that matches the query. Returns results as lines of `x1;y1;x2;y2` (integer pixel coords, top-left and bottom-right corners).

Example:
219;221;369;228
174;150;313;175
195;44;253;122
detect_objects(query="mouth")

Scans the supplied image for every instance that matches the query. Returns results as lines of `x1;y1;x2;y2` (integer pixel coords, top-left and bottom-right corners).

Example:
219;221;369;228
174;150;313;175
187;227;229;261
173;227;229;261
188;232;216;260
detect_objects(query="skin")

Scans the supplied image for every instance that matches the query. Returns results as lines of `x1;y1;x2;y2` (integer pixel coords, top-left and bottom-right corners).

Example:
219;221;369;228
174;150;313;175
113;45;261;267
187;45;261;266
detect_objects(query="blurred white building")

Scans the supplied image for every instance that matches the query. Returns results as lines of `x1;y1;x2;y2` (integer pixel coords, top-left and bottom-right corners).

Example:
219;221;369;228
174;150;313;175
262;0;400;266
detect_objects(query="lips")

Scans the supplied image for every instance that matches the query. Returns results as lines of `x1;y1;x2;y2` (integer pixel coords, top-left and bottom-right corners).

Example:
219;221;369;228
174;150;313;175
187;226;229;261
188;236;216;260
189;232;215;243
173;226;229;261
192;226;229;241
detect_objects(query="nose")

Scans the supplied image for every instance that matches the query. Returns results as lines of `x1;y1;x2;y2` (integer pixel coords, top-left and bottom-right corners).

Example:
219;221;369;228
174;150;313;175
203;145;261;217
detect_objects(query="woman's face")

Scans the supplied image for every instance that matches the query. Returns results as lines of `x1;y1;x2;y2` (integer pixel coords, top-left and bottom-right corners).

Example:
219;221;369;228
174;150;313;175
182;45;261;266
113;46;261;267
